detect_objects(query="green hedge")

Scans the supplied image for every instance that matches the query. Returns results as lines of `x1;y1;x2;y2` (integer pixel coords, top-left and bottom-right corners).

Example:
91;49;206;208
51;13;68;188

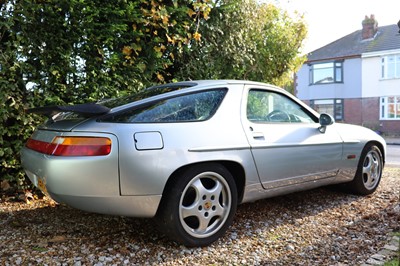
0;0;212;189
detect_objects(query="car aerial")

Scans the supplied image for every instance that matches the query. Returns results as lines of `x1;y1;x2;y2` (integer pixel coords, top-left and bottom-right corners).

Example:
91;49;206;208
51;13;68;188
21;80;386;247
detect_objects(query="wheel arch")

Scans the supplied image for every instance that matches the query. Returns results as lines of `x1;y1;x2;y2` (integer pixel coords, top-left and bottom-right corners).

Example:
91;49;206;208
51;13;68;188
157;160;246;213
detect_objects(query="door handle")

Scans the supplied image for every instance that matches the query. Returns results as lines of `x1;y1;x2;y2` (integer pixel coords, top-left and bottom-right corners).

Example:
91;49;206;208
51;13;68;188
252;132;265;140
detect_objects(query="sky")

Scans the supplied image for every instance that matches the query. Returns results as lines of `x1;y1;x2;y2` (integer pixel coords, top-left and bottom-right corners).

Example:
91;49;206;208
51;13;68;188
275;0;400;54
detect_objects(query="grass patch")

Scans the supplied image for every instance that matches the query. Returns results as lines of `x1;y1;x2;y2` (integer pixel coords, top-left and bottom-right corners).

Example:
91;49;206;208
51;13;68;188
384;232;400;266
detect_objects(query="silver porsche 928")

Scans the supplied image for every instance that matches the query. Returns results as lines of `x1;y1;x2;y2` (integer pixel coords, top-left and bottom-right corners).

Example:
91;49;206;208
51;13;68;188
21;80;385;247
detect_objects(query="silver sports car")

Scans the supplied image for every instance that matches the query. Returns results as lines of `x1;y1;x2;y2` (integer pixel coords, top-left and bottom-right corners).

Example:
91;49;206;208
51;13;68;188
21;80;385;246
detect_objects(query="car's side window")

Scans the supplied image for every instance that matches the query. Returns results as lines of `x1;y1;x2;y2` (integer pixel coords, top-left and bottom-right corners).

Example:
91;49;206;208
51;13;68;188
106;89;227;123
247;89;315;123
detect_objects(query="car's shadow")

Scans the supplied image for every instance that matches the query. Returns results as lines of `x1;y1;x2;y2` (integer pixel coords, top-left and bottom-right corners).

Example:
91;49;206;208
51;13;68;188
0;187;364;243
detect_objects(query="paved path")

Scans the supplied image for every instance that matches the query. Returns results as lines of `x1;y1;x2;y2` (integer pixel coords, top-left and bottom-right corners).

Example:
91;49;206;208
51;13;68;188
364;136;399;265
362;234;399;265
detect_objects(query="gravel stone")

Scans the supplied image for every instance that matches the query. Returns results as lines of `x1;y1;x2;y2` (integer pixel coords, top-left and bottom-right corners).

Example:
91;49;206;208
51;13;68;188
0;168;399;265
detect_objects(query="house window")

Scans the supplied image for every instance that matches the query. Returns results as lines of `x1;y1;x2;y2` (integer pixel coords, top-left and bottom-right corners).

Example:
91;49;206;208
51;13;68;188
310;99;343;121
380;96;400;119
381;54;400;79
309;61;343;84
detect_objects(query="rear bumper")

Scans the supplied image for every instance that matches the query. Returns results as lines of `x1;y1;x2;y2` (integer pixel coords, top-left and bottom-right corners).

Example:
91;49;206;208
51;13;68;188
21;146;161;217
49;191;161;217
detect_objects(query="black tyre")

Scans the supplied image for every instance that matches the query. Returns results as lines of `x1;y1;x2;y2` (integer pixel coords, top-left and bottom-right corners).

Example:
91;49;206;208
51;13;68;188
157;163;237;247
349;144;383;195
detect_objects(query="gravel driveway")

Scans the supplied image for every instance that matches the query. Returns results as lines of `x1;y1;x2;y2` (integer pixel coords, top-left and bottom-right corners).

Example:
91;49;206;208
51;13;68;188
1;168;399;265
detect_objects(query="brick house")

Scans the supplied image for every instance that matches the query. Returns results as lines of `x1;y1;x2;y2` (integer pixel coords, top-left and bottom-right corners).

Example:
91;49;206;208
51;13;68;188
295;15;400;135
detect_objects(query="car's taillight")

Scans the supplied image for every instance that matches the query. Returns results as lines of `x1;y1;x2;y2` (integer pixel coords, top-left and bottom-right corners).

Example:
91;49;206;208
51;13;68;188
26;137;111;156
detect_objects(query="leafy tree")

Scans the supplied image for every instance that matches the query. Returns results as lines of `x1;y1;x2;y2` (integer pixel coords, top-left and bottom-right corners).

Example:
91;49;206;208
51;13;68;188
173;0;307;88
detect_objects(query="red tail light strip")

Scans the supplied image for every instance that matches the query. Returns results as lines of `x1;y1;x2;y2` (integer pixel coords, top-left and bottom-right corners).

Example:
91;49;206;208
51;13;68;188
26;137;111;156
26;139;53;155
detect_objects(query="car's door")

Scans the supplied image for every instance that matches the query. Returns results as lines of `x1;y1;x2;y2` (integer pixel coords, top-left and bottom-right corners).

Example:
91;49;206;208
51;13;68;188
242;86;343;189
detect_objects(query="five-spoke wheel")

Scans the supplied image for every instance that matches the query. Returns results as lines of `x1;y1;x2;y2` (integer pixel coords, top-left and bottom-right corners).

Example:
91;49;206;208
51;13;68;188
157;163;237;247
349;144;383;195
180;171;232;239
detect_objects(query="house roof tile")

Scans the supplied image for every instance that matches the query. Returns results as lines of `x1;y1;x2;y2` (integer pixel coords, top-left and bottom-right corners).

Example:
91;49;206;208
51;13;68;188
306;24;400;62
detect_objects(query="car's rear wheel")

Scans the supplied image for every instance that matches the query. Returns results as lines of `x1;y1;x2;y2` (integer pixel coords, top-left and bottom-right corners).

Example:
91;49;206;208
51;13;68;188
348;144;383;195
157;163;237;247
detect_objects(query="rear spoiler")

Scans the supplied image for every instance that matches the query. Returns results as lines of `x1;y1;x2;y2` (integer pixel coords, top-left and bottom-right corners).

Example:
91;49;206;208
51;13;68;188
27;103;110;118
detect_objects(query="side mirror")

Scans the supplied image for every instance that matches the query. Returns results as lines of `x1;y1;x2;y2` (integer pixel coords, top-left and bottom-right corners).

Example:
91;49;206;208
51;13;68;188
319;113;334;133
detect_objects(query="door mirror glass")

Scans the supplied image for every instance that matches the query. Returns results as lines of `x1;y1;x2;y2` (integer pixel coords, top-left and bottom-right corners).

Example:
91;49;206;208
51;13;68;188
319;113;334;133
319;113;334;126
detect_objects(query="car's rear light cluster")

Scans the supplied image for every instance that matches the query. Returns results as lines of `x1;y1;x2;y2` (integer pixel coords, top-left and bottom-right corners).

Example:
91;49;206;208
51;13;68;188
26;137;111;156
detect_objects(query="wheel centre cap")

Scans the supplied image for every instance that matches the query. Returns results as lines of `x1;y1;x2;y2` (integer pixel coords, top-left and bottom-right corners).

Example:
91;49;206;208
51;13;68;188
204;201;212;210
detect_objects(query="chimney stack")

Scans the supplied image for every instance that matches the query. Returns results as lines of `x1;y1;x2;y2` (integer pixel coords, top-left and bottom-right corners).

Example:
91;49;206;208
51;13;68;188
362;15;378;40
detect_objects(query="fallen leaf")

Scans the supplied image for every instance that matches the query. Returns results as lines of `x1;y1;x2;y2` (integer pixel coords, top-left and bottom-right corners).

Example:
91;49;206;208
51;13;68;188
1;180;11;191
48;235;67;243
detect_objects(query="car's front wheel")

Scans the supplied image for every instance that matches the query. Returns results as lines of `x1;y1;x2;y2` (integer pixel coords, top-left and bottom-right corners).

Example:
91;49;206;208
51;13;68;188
157;163;237;247
349;144;383;195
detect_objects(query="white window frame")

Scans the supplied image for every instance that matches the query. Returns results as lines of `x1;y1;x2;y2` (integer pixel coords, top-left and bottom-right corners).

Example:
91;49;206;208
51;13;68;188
380;96;400;120
381;54;400;79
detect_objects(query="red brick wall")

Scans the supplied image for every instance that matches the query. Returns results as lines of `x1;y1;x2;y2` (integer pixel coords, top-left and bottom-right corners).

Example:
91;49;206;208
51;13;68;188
361;97;380;129
380;121;400;136
342;97;399;135
343;99;363;125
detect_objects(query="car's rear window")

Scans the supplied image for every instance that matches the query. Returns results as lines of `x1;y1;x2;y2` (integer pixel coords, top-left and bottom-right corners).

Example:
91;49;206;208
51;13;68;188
101;89;227;123
43;84;196;123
